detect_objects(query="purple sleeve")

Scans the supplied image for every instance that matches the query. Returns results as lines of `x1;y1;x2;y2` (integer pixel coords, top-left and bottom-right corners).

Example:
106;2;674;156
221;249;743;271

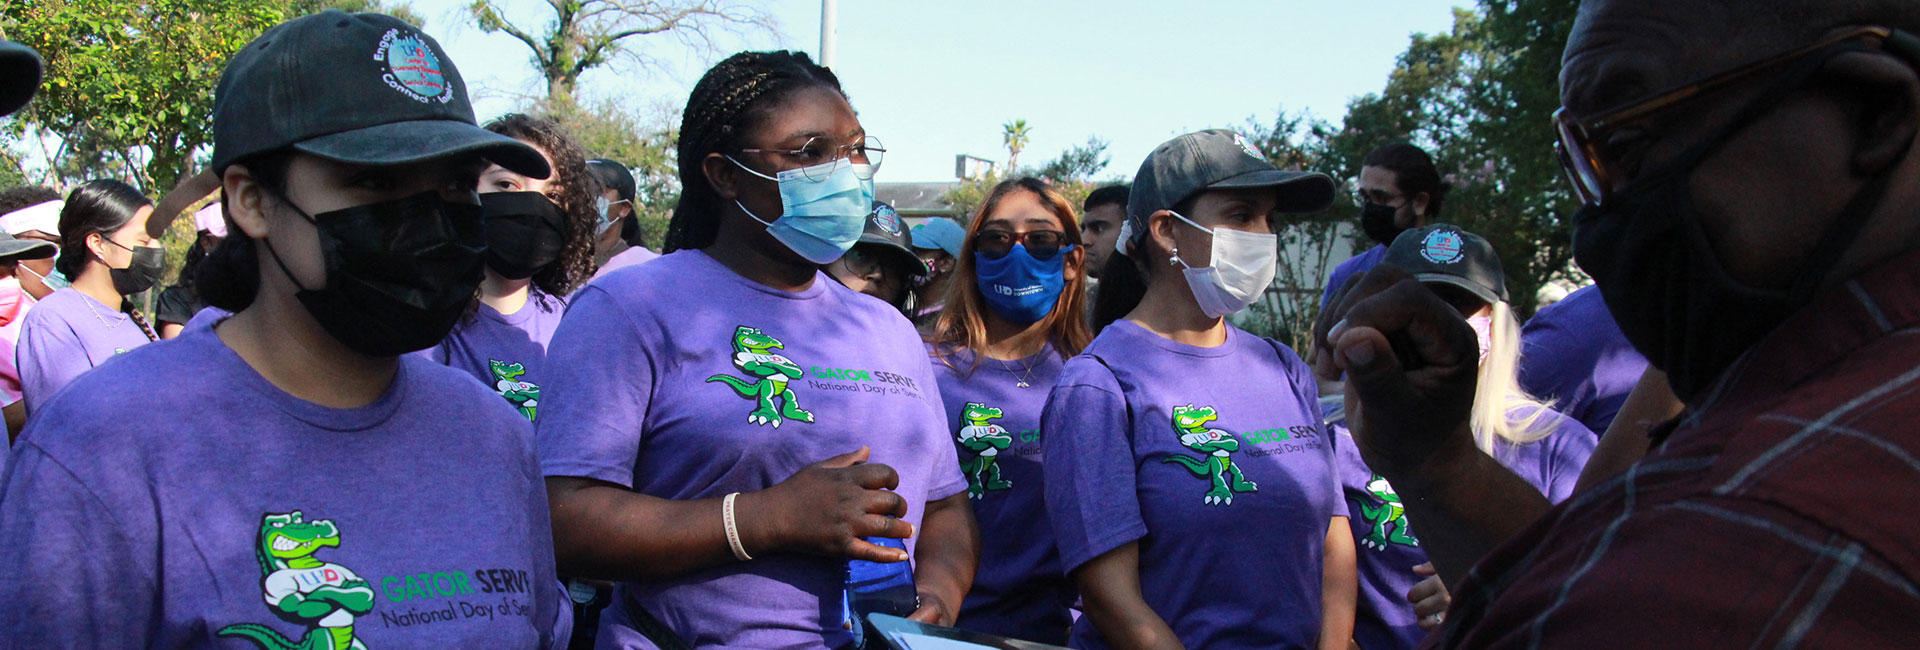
0;443;159;646
1041;362;1145;573
1539;414;1597;503
510;421;574;649
17;314;86;413
535;285;655;487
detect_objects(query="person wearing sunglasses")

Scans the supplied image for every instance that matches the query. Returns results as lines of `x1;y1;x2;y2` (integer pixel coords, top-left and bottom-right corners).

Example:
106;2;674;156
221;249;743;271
924;177;1091;645
0;12;572;647
1052;130;1355;649
16;179;163;414
824;201;926;312
1315;3;1920;646
536;50;977;649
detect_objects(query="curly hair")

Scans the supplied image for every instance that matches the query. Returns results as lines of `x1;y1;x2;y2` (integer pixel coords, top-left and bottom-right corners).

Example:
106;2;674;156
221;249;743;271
666;50;844;253
931;178;1093;371
484;113;600;299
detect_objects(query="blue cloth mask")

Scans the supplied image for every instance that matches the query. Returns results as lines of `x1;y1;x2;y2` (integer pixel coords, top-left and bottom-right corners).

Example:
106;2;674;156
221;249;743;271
730;157;876;264
974;243;1071;325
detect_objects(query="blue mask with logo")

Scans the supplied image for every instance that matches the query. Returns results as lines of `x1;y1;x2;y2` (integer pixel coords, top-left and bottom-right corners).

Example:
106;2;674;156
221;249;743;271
974;243;1071;325
730;157;876;264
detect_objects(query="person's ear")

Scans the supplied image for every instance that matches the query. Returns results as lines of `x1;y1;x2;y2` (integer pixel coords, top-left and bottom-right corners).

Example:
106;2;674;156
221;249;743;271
937;255;956;274
1409;191;1431;223
1149;209;1181;264
1064;245;1085;283
704;153;744;201
223;166;273;240
1826;50;1920;175
84;232;108;261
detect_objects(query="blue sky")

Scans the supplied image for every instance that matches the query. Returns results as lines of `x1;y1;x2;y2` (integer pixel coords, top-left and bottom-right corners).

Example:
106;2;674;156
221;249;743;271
414;0;1464;183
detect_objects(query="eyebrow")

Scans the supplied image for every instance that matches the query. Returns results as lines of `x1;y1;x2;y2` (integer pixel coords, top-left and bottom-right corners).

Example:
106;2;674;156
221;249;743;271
775;127;867;144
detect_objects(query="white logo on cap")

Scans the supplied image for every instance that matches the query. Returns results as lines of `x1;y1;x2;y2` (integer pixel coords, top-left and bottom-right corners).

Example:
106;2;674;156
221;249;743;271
1232;133;1265;161
1419;229;1466;264
374;29;453;105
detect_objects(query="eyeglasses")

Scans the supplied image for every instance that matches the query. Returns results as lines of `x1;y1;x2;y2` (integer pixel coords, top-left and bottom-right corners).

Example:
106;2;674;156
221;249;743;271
740;135;886;182
974;229;1068;260
1554;26;1896;206
840;247;890;277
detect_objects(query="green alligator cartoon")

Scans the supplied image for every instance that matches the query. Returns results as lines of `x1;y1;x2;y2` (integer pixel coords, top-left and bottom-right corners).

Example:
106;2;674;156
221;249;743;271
218;511;376;650
955;402;1015;499
1357;474;1419;550
1161;404;1258;506
707;326;814;428
489;359;540;421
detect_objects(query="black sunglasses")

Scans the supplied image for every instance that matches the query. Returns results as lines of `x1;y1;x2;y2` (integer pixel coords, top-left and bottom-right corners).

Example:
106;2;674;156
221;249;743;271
974;229;1068;260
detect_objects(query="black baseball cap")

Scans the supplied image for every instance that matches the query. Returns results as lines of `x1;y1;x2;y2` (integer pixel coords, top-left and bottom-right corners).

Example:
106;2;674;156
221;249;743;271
0;40;41;117
0;230;53;261
587;159;636;202
855;201;926;279
210;11;549;179
1122;129;1334;256
1383;223;1508;304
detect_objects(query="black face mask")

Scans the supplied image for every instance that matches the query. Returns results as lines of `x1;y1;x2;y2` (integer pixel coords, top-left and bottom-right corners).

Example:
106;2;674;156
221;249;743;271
105;243;165;295
1360;201;1405;246
262;190;487;358
480;191;568;280
1572;45;1902;402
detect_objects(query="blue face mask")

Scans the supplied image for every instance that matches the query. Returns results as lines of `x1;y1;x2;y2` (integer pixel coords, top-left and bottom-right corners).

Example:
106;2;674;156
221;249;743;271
20;262;67;291
974;243;1071;325
730;157;876;264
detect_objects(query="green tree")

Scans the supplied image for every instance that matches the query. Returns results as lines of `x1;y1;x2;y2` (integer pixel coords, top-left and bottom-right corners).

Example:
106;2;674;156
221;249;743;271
467;0;775;107
1001;119;1031;173
1035;136;1110;184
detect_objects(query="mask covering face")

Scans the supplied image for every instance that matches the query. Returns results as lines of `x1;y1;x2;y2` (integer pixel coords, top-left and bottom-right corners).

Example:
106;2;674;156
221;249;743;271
100;239;165;295
1573;45;1903;402
480;191;568;280
593;196;629;236
728;157;876;264
1360;201;1406;246
18;262;67;291
974;243;1071;325
1466;314;1492;365
261;190;487;357
1169;211;1278;318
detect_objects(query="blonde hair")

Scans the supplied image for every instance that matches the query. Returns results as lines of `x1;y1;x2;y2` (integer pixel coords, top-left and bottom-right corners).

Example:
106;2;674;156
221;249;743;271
930;178;1094;372
1469;301;1558;457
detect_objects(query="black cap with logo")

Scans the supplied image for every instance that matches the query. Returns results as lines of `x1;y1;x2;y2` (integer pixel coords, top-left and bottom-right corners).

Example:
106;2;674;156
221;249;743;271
855;201;927;280
1121;128;1335;256
211;11;549;179
1383;223;1509;304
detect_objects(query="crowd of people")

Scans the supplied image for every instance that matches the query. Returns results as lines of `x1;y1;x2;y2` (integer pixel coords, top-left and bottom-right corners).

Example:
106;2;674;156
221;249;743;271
0;0;1917;648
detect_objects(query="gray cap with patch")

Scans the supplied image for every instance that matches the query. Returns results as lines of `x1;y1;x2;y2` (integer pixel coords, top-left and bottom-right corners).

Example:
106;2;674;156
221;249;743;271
1382;223;1508;304
1120;128;1335;257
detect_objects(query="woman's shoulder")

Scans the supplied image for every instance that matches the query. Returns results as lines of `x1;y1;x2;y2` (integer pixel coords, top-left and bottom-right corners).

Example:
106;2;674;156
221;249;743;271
22;289;86;324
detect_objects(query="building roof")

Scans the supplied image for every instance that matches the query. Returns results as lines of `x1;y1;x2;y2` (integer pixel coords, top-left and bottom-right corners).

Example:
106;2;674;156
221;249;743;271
875;181;961;216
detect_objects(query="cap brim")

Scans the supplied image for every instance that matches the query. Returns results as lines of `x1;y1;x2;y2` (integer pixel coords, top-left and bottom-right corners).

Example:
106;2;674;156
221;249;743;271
293;119;552;179
0;41;42;117
857;237;929;278
1208;169;1336;213
1414;273;1505;305
0;239;54;261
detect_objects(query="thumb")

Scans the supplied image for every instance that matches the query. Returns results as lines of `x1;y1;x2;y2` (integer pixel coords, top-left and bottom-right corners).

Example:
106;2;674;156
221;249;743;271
815;446;871;468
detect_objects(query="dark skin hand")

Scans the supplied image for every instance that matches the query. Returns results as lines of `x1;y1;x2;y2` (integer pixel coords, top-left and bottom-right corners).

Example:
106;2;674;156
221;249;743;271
1313;266;1549;587
547;446;916;583
1073;542;1184;650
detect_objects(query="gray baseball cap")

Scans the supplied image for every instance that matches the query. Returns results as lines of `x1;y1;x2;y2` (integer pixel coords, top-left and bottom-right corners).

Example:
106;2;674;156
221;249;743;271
0;230;53;261
1121;129;1334;256
1383;223;1508;304
210;11;549;179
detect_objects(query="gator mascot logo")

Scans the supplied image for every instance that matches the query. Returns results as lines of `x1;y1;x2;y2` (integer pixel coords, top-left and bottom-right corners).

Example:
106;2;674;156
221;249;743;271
1357;474;1419;550
218;511;376;650
955;402;1014;499
707;326;814;428
1162;404;1258;506
490;359;539;421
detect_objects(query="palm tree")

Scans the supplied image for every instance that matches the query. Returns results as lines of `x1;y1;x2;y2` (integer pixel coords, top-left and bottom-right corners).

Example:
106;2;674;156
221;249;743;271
1002;119;1031;174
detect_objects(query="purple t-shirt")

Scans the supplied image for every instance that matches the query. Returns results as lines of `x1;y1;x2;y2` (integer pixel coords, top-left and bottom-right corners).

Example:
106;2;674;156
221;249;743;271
185;305;235;332
420;297;565;421
1333;406;1595;650
931;343;1074;645
1321;243;1389;309
592;245;661;280
1043;320;1345;650
16;288;152;412
1518;285;1649;435
536;250;966;650
0;325;571;648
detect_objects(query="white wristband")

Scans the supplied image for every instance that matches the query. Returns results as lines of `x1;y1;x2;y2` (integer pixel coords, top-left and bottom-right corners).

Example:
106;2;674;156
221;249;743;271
723;492;752;561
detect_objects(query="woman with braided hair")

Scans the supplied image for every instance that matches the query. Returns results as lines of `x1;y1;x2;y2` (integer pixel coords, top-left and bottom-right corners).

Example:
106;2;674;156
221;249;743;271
536;51;978;649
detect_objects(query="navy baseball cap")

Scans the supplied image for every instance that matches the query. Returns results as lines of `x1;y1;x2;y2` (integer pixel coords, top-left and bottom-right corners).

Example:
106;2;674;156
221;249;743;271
0;40;41;117
1121;129;1334;256
1383;223;1508;304
211;11;549;179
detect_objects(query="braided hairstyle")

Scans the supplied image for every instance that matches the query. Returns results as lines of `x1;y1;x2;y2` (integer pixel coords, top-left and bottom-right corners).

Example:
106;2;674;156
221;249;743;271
667;50;845;253
484;113;600;299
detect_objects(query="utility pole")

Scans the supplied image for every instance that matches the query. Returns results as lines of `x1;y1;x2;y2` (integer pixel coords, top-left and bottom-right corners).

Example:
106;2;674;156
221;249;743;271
820;0;838;69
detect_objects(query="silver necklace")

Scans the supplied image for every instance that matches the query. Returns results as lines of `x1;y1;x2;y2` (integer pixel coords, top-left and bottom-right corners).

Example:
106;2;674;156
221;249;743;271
994;355;1037;389
83;295;125;329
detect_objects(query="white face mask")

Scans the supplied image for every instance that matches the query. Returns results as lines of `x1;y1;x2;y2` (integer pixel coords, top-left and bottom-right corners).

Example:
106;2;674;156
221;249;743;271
1168;211;1278;318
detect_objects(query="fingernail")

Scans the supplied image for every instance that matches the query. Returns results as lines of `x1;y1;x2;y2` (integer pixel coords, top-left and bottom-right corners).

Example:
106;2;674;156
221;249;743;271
1344;342;1376;367
1329;319;1348;337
